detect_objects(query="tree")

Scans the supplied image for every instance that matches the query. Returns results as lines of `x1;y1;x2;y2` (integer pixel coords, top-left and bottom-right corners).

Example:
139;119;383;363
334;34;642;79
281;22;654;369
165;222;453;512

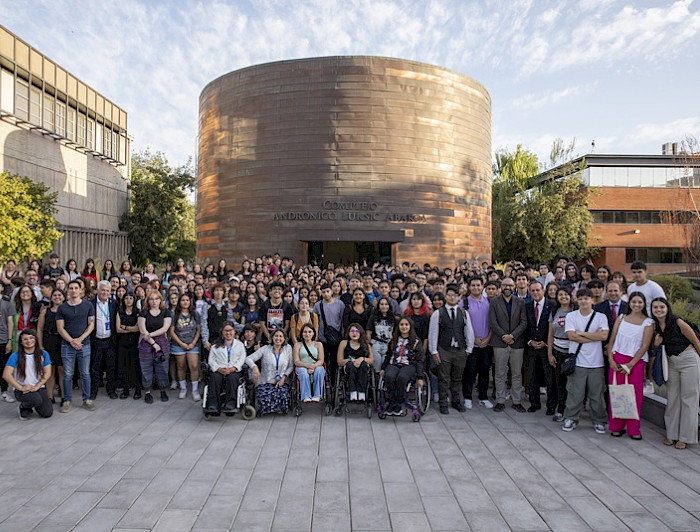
119;151;195;266
492;139;597;263
0;172;62;262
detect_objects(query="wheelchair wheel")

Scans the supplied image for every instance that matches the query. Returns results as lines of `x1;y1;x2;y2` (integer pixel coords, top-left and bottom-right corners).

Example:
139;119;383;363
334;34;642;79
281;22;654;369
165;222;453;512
412;410;421;422
241;405;256;420
416;377;430;414
294;405;303;417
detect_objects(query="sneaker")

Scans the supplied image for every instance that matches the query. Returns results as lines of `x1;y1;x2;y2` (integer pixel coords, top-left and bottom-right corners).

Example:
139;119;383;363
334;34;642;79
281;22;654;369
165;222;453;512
479;399;494;409
594;423;607;434
83;400;96;411
302;397;312;403
18;404;29;421
394;404;403;416
2;391;15;403
644;380;655;395
464;399;473;409
192;390;201;402
493;403;505;412
311;396;321;403
160;391;169;402
357;392;366;402
562;419;578;432
60;401;72;413
553;412;564;422
144;393;154;404
350;391;358;401
170;380;178;390
178;389;187;399
432;393;439;403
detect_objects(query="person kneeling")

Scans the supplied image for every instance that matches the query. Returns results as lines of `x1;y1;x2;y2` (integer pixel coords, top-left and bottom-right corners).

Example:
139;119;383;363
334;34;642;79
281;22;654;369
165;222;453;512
381;317;424;416
293;324;325;403
206;322;246;415
3;329;53;420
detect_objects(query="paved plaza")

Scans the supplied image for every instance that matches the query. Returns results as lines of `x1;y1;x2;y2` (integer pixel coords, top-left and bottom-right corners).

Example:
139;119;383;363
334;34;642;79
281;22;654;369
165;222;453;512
0;394;699;532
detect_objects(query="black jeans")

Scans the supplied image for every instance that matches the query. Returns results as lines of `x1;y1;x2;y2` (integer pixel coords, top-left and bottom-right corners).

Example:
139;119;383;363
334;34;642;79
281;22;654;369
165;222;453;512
552;348;569;414
206;370;242;412
462;345;492;401
384;364;416;406
344;360;368;393
15;387;53;418
437;347;466;406
323;342;339;386
91;337;117;398
527;347;555;409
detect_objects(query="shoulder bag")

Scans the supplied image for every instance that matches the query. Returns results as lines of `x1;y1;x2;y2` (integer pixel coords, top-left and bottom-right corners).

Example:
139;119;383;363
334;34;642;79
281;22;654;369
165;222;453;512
319;301;341;346
560;311;597;377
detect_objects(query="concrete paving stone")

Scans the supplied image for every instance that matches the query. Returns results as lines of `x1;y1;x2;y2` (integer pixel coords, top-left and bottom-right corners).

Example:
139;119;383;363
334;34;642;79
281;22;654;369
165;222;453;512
582;479;644;512
539;509;594;531
231;509;274;531
349;491;391;531
123;453;169;480
107;443;151;466
414;468;452;496
635;495;700;531
389;512;432;531
568;496;631;531
28;526;72;532
168;477;216;510
78;463;130;492
492;491;548;531
116;493;170;529
665;465;700;493
239;478;283;511
314;481;350;513
271;506;313;531
147;466;190;495
464;511;511;532
422;494;470;531
316;455;349;482
40;490;103;525
96;478;149;509
311;511;351;532
211;467;252;497
615;510;672;532
71;507;127;532
383;481;423;513
449;480;498;513
152;508;200;532
193;494;240;529
378;457;414;483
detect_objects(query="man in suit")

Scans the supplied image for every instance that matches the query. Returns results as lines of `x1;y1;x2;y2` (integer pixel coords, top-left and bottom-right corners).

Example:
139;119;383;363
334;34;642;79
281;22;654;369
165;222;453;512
525;281;555;414
90;280;119;400
593;281;628;348
489;277;528;412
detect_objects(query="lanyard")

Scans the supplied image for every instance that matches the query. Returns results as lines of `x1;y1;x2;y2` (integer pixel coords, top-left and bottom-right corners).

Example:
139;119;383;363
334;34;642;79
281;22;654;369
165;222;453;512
97;301;110;321
273;350;282;373
22;308;29;326
225;342;233;364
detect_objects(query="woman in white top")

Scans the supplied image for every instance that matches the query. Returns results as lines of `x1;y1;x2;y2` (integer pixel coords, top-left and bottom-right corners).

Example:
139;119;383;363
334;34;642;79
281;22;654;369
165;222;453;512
245;329;294;415
606;291;654;439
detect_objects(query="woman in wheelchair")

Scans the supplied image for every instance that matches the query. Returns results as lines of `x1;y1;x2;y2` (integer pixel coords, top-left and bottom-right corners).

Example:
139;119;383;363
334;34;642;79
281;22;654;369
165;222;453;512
205;321;246;415
292;323;325;403
337;323;374;402
380;317;425;415
245;328;294;415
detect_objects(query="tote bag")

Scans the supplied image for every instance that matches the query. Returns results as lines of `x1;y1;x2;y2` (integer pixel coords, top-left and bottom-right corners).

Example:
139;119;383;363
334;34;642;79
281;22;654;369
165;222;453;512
609;372;639;420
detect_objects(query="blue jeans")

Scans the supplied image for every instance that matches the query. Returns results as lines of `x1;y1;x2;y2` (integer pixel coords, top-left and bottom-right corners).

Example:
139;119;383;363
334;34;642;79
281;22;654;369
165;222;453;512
62;341;91;402
296;366;325;400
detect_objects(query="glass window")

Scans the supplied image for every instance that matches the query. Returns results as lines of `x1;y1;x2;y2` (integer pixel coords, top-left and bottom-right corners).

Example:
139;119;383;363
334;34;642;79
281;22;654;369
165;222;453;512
0;70;14;112
104;125;111;156
626;249;636;263
647;249;660;263
66;107;76;141
614;211;626;223
639;211;651;224
626;211;639;224
613;168;628;187
95;122;103;153
87;118;94;150
43;93;54;131
591;211;603;223
111;130;118;159
602;212;614;224
77;113;86;146
659;249;673;263
55;101;66;136
15;78;29;120
29;86;41;125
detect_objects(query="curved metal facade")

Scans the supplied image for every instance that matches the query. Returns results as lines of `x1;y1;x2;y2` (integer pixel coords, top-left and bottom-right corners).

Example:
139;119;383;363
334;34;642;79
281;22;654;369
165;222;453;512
197;56;491;266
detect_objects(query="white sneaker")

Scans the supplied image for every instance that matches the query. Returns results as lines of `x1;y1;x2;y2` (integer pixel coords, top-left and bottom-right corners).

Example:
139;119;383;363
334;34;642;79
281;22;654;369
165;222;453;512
594;423;607;434
357;392;366;402
311;396;321;402
350;391;358;401
192;390;201;402
464;399;473;409
170;380;178;390
302;397;312;403
562;419;578;432
2;391;15;403
178;389;187;399
644;380;655;395
479;399;494;409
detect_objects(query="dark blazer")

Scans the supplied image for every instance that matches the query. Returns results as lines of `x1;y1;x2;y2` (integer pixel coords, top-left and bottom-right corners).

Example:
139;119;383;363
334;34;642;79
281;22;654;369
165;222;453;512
489;296;527;349
594;300;628;345
90;296;119;347
525;298;554;345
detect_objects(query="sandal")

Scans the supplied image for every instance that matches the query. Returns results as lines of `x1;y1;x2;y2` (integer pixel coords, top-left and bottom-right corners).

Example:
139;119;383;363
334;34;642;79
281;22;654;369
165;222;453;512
610;431;625;438
630;434;643;441
675;442;687;450
663;438;676;446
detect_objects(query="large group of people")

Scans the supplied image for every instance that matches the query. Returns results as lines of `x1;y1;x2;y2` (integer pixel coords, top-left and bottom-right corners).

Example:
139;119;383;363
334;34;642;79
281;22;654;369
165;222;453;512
0;252;698;449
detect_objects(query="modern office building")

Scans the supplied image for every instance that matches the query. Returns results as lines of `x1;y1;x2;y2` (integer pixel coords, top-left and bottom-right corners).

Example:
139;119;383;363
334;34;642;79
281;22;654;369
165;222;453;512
537;151;700;273
0;25;130;265
197;56;491;267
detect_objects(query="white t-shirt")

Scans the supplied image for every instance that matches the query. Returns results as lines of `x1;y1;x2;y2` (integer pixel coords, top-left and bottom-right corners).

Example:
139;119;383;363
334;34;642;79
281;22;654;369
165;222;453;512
627;280;665;315
565;310;609;368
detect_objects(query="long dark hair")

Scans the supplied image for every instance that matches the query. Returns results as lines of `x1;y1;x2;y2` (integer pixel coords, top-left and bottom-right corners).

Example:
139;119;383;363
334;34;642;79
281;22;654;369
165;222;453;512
214;321;237;348
388;317;420;354
15;328;44;381
345;322;370;351
373;297;396;324
650;297;677;335
300;322;317;351
173;293;192;323
625;291;649;317
82;258;96;276
14;284;37;312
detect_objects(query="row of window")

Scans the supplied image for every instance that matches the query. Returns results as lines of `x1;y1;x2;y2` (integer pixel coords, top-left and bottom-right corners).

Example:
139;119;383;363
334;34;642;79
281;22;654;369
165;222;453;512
583;166;699;188
625;248;685;264
0;69;125;163
590;210;697;225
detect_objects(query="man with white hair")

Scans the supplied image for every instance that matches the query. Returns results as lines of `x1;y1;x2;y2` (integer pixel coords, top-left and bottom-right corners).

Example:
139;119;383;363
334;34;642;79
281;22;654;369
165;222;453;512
90;280;119;400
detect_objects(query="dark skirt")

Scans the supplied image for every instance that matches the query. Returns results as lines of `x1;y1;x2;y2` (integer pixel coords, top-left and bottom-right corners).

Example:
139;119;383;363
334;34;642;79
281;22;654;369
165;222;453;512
117;333;141;388
43;335;62;366
256;383;289;416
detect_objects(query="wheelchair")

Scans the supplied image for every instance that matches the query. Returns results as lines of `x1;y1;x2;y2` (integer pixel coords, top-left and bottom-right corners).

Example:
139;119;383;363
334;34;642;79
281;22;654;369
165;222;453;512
376;371;431;422
200;361;256;420
333;362;377;418
292;364;334;417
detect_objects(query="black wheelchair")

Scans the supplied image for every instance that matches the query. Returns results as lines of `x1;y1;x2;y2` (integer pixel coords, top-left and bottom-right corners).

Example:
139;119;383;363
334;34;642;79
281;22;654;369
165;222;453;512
333;362;377;418
376;372;431;422
291;364;334;416
200;361;256;420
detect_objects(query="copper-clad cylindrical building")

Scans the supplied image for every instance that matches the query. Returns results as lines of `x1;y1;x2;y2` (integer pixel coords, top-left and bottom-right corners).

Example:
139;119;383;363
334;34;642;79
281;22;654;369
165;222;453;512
197;56;491;266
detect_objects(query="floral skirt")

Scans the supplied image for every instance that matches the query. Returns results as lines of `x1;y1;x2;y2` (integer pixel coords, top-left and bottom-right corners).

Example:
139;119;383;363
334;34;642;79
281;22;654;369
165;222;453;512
256;383;289;416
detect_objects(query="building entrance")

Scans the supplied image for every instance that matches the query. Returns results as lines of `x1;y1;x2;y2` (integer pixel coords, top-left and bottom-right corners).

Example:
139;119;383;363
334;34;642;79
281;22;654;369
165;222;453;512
307;241;392;267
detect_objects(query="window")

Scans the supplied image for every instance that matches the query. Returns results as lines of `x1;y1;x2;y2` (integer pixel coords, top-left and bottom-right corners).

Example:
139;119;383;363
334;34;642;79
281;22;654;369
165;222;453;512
111;130;118;159
103;125;111;156
15;78;29;120
626;247;685;264
66;107;76;141
55;101;66;136
43;93;54;131
0;70;14;112
77;113;86;146
87;118;94;150
602;212;614;224
29;86;41;125
591;210;689;225
95;122;103;153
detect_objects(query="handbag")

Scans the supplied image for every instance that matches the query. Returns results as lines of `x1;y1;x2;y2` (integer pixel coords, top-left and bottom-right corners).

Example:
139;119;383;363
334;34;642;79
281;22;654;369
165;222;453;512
319;302;341;346
651;345;668;387
609;372;639;420
560;311;597;377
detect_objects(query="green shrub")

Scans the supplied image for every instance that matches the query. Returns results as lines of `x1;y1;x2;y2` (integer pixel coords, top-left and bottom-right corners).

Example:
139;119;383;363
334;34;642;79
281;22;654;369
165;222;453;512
670;299;700;328
649;274;696;303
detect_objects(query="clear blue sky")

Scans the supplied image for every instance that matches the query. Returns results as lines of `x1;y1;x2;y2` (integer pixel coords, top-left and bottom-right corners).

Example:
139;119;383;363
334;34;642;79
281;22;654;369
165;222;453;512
3;0;699;166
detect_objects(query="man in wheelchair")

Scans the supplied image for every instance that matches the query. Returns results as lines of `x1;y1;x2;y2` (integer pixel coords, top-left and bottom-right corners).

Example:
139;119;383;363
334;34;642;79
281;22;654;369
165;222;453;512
203;321;247;415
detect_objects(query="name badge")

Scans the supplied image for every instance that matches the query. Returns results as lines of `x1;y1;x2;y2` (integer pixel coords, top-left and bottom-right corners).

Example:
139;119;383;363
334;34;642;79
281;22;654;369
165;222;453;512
105;321;111;331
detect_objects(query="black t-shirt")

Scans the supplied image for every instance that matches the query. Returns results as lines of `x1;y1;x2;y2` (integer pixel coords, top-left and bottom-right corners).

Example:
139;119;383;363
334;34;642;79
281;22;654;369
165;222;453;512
43;265;65;280
138;308;172;333
260;299;293;331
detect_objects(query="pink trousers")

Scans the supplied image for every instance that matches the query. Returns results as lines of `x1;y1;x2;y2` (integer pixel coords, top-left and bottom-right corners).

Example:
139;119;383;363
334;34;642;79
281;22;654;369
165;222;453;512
609;352;645;436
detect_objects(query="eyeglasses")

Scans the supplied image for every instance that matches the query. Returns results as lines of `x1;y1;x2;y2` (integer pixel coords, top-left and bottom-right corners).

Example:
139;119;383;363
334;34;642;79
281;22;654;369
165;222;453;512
349;329;360;334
